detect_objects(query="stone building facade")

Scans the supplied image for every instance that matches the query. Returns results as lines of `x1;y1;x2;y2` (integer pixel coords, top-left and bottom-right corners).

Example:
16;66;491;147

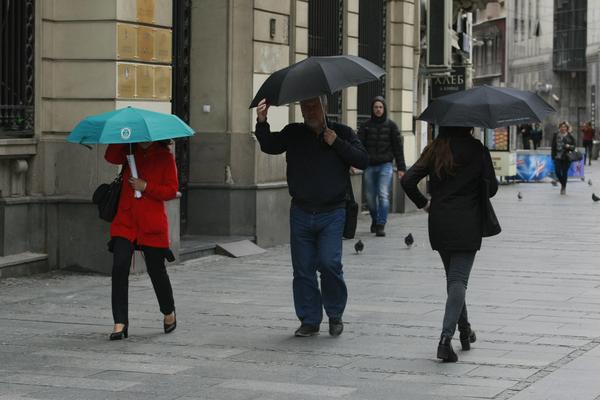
0;0;421;276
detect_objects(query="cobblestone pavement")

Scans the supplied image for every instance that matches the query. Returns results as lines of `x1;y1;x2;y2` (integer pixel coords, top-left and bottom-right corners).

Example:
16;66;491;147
1;162;600;400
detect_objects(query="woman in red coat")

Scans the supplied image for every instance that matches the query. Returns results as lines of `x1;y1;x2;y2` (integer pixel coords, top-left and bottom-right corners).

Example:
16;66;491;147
105;141;179;340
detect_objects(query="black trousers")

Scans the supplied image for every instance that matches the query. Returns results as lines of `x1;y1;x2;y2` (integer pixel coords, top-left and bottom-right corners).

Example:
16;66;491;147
555;158;571;189
583;140;593;165
111;237;175;324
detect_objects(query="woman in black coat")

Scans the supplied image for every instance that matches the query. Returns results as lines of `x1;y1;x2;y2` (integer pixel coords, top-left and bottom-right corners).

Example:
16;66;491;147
551;121;576;195
401;126;498;362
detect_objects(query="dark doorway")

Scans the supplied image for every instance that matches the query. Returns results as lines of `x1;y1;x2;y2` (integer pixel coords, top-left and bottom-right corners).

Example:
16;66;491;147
308;0;344;122
172;0;191;233
357;0;386;126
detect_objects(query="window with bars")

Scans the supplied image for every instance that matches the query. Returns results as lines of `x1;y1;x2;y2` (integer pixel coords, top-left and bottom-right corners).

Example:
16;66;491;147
308;0;343;122
0;0;35;138
553;0;586;71
357;0;386;126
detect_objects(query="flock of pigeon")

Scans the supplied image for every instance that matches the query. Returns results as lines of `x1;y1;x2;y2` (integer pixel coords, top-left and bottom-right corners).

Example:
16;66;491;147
521;178;600;202
354;232;413;254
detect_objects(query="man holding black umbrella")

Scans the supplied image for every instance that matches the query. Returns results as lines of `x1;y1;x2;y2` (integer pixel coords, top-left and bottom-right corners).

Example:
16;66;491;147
254;96;368;337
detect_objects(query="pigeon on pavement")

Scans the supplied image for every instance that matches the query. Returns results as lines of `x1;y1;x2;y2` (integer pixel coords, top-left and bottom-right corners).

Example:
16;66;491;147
354;240;364;254
404;233;414;248
593;193;600;202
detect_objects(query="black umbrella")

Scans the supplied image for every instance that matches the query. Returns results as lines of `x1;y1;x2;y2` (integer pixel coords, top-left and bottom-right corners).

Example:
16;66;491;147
418;85;556;128
249;55;385;108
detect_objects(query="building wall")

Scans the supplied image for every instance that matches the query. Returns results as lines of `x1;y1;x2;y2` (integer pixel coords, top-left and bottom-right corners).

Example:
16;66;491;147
587;5;600;131
1;0;179;274
507;0;586;145
186;0;421;246
2;0;421;274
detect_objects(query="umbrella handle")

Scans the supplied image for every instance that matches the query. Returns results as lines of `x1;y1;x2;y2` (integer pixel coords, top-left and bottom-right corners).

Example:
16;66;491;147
319;96;328;131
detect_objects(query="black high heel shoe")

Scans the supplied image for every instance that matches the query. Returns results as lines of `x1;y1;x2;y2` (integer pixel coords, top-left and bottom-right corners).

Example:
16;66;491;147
164;312;177;334
109;323;128;341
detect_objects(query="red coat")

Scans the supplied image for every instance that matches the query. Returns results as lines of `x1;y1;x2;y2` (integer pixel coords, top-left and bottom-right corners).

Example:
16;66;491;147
105;143;179;248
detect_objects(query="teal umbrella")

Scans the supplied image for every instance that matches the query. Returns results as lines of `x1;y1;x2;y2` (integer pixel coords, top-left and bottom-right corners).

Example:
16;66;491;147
67;107;195;144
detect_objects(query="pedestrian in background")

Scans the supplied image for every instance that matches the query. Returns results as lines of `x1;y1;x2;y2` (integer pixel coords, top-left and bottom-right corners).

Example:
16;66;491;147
519;123;532;149
104;141;178;340
531;123;543;150
401;126;498;362
551;121;576;195
581;121;595;166
357;96;406;237
254;96;368;337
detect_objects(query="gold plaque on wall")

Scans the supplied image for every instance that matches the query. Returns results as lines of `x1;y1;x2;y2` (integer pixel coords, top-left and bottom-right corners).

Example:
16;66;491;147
136;0;155;23
117;63;136;99
155;66;172;100
155;29;172;63
136;65;155;98
138;27;156;61
117;23;138;60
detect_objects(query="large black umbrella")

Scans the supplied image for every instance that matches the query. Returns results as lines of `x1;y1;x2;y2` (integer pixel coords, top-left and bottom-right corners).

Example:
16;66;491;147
249;55;385;108
418;85;555;128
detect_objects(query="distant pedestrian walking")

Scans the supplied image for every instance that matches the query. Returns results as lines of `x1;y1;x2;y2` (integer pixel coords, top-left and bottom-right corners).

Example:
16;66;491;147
105;142;178;340
551;121;576;195
519;123;532;149
401;126;498;362
357;96;406;237
254;96;368;337
581;121;595;166
531;123;543;150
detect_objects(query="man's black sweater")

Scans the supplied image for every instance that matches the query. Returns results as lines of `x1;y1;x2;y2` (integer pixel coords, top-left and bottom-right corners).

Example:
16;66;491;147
255;120;368;212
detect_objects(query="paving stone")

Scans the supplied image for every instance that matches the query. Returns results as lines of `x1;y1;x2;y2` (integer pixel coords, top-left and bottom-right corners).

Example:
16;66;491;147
1;164;600;399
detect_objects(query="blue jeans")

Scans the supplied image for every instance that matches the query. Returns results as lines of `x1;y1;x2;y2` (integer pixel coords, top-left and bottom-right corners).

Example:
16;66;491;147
439;251;476;338
363;162;394;226
290;205;347;326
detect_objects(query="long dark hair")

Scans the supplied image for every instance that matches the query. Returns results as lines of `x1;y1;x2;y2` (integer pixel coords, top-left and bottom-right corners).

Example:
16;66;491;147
418;126;472;178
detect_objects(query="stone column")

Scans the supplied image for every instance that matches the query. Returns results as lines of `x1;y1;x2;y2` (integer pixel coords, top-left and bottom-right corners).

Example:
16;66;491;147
188;0;294;247
343;0;359;130
387;0;417;165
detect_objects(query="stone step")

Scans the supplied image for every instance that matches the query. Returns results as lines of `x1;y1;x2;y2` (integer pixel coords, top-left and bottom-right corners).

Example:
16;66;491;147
179;235;256;262
0;252;49;278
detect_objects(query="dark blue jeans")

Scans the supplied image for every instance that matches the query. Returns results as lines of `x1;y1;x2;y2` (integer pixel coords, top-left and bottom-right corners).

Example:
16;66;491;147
290;205;347;326
439;250;476;338
363;162;393;226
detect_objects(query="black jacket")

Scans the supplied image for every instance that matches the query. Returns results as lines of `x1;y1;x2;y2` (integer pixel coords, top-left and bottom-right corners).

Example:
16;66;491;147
401;133;498;251
551;132;576;160
255;120;368;212
357;97;406;169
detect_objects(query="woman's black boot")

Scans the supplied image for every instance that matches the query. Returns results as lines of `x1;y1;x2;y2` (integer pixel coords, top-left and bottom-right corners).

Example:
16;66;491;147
109;323;128;340
437;336;458;362
459;328;476;351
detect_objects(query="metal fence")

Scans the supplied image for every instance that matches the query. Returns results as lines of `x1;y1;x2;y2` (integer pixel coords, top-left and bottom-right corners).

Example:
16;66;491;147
308;0;344;122
357;0;386;126
0;0;35;138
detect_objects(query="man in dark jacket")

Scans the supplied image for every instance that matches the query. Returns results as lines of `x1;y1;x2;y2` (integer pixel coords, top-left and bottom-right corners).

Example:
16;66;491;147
519;123;532;149
254;96;368;337
357;96;406;237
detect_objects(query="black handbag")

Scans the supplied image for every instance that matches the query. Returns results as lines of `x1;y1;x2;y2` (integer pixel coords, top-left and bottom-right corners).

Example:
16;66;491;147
343;174;359;239
92;170;124;222
480;177;501;237
566;150;583;162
